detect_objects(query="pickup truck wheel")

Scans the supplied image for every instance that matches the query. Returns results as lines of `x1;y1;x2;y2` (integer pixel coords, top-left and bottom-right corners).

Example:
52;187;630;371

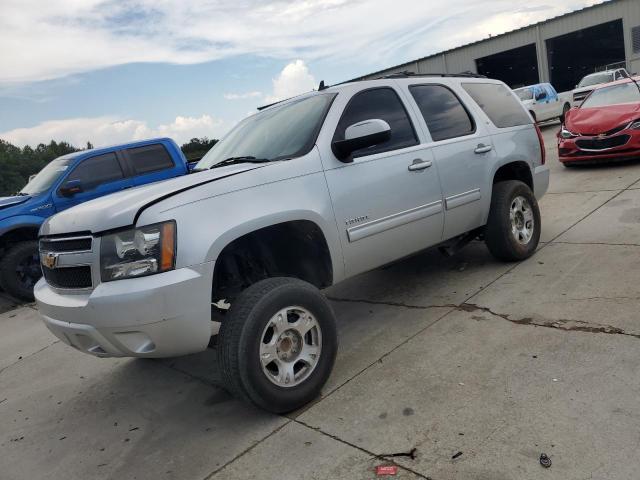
0;241;40;301
485;181;540;262
217;277;337;413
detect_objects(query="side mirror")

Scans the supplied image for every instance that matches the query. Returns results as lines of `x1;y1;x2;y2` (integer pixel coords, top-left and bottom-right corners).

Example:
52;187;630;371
59;179;83;197
332;119;391;161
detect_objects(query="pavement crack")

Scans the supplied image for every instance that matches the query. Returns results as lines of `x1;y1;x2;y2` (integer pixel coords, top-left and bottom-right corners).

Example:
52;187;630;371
294;418;432;480
0;340;60;377
327;296;454;310
460;302;640;339
202;420;292;480
552;241;640;248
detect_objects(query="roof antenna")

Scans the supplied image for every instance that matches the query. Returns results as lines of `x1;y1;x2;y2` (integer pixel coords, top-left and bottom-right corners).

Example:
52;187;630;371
318;80;327;91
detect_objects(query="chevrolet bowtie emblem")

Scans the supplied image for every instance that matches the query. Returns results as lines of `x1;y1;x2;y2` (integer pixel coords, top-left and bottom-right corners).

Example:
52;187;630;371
598;133;607;139
42;252;58;269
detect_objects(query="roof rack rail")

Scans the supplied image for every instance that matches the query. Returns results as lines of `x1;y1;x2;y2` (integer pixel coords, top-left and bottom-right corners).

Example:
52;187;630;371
377;71;487;79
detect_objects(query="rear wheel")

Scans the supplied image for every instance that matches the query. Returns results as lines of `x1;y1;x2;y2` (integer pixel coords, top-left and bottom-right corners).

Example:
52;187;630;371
485;181;540;261
217;277;337;413
0;241;40;301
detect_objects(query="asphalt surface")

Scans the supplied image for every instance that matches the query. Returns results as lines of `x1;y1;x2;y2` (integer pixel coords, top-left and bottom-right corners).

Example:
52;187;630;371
3;123;640;479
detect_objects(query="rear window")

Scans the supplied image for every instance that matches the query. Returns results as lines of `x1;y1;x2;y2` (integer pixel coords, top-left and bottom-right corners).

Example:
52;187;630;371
463;83;532;128
127;144;174;175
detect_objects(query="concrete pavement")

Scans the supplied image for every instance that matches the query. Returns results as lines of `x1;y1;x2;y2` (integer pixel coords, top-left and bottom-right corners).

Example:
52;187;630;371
3;124;640;479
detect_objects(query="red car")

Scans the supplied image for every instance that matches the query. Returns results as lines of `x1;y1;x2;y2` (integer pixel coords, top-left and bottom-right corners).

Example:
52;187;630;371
558;77;640;167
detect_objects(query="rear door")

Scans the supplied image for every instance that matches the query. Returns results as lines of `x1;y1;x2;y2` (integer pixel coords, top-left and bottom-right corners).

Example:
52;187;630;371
402;82;495;240
123;143;178;186
52;152;133;212
320;84;444;277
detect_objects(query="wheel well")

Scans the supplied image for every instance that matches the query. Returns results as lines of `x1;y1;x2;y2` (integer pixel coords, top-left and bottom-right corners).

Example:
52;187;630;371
493;162;533;191
0;227;39;253
212;220;333;303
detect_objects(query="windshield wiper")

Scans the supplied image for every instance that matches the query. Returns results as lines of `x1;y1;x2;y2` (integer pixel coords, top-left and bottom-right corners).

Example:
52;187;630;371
15;192;29;196
208;156;271;169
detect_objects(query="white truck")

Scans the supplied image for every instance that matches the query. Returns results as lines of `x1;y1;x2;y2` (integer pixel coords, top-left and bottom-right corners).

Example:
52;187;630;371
514;83;571;123
572;68;630;106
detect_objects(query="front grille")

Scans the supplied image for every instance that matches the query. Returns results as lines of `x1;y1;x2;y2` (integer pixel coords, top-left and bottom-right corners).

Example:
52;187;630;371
42;266;92;289
40;237;92;253
576;135;630;151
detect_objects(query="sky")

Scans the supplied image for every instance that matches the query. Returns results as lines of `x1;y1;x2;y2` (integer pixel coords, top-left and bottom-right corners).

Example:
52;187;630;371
0;0;603;148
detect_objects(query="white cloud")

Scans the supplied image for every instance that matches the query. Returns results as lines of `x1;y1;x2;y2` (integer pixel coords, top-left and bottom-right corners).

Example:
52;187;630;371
265;60;317;103
0;114;228;148
223;91;263;100
0;0;602;84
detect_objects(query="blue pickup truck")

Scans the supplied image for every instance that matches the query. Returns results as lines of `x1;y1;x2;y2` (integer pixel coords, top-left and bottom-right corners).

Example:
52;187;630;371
0;137;194;300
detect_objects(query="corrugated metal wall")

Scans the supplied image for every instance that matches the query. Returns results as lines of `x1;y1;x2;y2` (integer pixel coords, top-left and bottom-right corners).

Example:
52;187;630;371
358;0;640;84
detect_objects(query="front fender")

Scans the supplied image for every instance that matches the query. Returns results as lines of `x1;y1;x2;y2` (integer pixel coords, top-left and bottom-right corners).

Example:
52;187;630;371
139;171;345;284
0;215;44;238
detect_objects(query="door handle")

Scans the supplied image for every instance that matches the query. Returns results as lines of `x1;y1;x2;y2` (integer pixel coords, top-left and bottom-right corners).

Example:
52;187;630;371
474;144;493;154
408;159;432;171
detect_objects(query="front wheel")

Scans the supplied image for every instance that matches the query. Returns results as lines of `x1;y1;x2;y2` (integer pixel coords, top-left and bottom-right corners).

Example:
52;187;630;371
217;277;338;413
485;181;541;261
0;241;40;301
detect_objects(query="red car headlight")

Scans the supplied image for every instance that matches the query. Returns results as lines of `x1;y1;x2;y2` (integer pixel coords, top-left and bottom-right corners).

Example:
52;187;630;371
560;127;578;139
628;121;640;130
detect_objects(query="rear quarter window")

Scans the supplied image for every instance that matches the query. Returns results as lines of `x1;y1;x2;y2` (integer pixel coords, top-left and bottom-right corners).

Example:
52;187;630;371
127;144;174;175
462;83;532;128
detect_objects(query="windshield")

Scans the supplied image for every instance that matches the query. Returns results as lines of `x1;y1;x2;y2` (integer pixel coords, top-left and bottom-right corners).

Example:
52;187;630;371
515;88;533;101
578;73;613;88
20;157;73;195
581;82;640;109
197;93;335;169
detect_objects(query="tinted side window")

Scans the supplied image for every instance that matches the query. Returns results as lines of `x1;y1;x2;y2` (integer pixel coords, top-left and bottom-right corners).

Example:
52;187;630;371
333;88;418;158
127;144;174;175
409;85;474;141
66;153;124;190
462;83;532;128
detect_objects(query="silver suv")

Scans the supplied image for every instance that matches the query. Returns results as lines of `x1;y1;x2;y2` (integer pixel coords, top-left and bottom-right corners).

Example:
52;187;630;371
35;73;549;412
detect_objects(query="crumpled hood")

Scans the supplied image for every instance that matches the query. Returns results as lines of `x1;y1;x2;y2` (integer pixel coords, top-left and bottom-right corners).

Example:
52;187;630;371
566;103;640;134
0;195;31;211
41;163;265;236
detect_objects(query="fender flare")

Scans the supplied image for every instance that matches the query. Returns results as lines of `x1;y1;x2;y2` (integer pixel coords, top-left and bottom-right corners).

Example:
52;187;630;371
0;215;44;239
206;210;344;284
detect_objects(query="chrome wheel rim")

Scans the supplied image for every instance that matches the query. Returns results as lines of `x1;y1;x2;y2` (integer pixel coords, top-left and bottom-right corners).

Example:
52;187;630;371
259;306;322;388
510;195;534;245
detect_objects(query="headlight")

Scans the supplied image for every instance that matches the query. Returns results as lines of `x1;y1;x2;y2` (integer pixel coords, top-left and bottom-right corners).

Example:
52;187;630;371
628;121;640;130
100;221;176;282
560;127;578;139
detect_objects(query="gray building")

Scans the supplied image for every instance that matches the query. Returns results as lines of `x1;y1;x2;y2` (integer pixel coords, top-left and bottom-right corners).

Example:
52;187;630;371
354;0;640;92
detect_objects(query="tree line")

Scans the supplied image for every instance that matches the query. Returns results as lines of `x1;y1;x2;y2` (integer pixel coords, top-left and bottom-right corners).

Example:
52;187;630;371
0;137;218;197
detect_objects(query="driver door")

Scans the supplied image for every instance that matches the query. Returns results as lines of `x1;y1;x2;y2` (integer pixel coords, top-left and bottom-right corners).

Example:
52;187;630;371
321;85;444;277
53;152;133;212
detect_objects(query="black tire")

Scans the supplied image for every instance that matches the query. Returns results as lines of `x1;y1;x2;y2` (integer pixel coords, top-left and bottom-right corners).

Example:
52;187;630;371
562;161;577;168
560;103;571;123
0;241;40;301
217;277;338;413
485;181;541;262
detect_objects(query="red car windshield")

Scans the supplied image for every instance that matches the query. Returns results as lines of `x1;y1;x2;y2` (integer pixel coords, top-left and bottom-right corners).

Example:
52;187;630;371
582;82;640;109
